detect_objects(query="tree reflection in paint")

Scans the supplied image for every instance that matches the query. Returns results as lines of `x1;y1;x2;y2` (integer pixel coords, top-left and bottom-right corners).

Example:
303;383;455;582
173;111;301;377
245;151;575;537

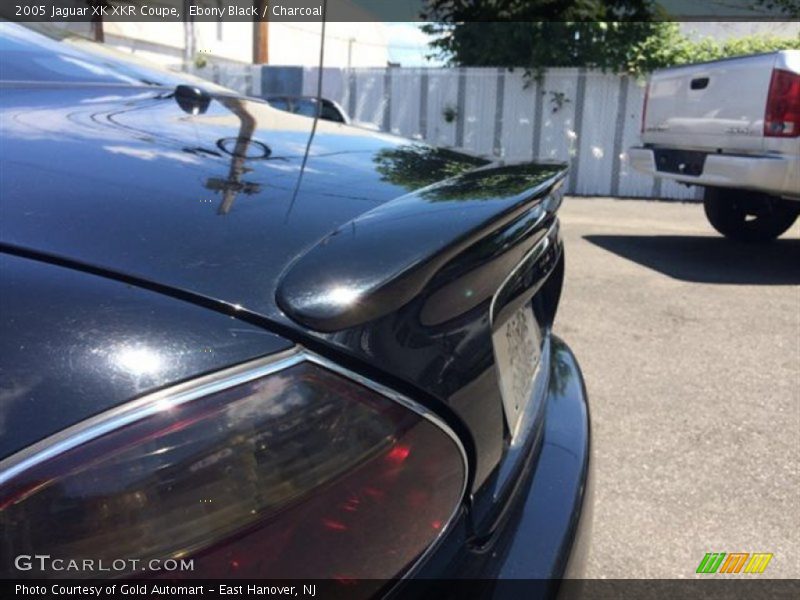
373;144;565;202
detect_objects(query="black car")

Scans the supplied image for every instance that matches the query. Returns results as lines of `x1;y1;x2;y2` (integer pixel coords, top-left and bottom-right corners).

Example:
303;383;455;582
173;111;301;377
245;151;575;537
0;24;591;594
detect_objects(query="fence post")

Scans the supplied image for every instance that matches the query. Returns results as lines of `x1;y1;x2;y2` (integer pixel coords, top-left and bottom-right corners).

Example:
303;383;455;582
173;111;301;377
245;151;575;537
610;75;630;197
419;70;429;140
455;67;467;148
493;67;505;157
568;68;588;194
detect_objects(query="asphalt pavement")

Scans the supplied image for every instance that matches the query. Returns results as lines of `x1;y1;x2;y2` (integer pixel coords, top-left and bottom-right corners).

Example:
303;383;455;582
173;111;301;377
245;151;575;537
555;197;799;578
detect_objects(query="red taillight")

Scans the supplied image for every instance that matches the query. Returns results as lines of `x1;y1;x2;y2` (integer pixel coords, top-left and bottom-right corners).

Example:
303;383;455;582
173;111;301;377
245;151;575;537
0;357;465;581
641;81;650;135
765;68;800;137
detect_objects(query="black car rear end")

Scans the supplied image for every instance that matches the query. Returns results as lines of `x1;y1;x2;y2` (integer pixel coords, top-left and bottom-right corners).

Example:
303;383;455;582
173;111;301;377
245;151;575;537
0;22;590;595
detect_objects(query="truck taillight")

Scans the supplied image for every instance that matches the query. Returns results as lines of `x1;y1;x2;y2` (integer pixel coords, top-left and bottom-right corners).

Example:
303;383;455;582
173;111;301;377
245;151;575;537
641;81;650;135
765;68;800;137
0;355;466;582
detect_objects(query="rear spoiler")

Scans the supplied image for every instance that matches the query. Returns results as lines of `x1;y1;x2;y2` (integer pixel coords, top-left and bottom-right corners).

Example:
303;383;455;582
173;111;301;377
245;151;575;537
276;161;568;332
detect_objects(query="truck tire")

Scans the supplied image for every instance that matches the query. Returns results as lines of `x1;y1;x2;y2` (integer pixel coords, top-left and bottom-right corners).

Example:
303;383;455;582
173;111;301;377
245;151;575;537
703;187;799;243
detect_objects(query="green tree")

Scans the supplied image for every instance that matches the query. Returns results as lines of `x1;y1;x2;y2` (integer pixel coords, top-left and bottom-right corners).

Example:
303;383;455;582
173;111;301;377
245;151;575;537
421;1;800;76
421;0;666;76
373;145;563;202
373;145;486;193
627;23;800;74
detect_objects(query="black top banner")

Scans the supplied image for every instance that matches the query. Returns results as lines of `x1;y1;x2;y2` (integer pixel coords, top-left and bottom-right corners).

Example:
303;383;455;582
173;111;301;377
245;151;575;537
0;0;797;23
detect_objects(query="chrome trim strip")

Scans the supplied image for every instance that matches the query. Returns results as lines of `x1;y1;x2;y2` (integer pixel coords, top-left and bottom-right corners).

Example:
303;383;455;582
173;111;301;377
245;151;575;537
303;349;469;499
0;346;469;577
0;346;305;486
488;217;559;443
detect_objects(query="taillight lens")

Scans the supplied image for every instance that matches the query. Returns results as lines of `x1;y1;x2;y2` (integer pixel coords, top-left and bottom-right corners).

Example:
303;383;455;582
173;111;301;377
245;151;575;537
765;68;800;137
0;357;465;581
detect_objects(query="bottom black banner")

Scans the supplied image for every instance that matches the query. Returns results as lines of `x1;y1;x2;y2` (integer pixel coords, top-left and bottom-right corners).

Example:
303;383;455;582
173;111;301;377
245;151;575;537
3;579;799;600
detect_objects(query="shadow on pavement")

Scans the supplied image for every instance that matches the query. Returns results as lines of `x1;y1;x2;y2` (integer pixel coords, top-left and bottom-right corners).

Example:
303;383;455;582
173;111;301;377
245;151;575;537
584;235;800;285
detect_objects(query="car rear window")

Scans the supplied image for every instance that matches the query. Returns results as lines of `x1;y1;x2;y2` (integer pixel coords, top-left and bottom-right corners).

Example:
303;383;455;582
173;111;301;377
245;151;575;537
320;102;345;123
294;98;319;118
268;97;291;111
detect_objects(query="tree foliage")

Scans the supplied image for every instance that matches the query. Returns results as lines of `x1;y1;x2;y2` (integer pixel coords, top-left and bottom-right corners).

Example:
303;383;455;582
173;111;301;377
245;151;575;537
373;146;562;202
421;0;664;75
421;1;800;76
373;145;486;194
628;23;800;74
421;22;667;76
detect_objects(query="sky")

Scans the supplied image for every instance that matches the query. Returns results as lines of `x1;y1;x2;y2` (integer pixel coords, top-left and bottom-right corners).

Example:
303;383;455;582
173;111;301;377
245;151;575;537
386;22;443;67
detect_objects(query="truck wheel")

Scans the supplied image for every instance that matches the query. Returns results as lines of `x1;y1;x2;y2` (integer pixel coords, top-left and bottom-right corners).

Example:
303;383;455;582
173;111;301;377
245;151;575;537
703;187;799;243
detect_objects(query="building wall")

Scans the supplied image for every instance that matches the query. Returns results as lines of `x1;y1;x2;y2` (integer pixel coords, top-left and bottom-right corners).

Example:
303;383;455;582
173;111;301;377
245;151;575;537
267;23;388;67
103;21;387;68
104;22;187;66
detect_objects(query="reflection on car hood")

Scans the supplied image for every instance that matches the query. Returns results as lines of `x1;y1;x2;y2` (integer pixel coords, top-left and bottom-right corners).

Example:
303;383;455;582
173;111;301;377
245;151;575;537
0;84;487;325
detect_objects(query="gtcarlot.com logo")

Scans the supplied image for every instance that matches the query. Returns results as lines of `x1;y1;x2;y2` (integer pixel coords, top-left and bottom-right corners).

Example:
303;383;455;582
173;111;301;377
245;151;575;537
696;552;773;574
14;554;194;573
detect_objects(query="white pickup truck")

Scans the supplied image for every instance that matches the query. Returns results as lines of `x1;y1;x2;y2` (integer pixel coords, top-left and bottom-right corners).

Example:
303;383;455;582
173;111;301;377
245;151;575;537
630;50;800;242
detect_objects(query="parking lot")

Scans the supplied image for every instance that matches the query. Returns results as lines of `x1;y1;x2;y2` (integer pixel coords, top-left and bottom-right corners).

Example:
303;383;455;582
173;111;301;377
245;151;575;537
556;197;799;578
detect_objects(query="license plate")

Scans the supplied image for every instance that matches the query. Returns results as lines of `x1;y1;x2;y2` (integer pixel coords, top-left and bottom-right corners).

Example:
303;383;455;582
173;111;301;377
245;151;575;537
492;303;542;438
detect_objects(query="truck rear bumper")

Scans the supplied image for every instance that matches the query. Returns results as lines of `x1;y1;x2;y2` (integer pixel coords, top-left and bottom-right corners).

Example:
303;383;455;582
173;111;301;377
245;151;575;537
629;146;800;200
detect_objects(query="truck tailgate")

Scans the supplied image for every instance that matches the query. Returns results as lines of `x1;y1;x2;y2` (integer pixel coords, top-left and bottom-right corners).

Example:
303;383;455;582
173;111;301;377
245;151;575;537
643;53;779;153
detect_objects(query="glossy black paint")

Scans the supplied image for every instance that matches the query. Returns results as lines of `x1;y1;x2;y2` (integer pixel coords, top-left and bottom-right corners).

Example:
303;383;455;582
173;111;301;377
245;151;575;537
0;83;486;325
277;162;565;332
1;77;566;496
402;336;592;590
1;26;590;581
310;219;566;501
0;253;292;458
491;337;591;580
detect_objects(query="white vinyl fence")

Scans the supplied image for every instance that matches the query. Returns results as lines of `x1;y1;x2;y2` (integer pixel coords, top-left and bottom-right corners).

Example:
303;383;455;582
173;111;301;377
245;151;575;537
190;64;701;201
